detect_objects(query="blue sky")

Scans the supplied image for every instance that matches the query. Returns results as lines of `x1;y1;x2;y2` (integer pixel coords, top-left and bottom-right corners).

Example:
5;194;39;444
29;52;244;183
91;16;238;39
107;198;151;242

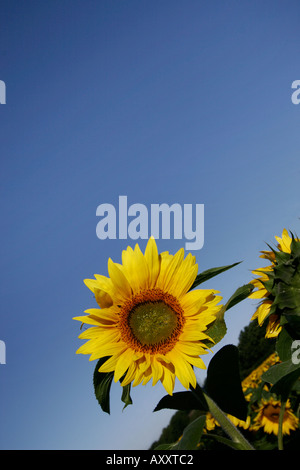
0;1;299;450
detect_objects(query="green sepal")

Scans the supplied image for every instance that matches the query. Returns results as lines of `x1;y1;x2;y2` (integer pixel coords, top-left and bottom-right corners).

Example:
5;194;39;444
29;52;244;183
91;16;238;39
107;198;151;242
273;250;292;266
273;263;296;285
290;234;300;258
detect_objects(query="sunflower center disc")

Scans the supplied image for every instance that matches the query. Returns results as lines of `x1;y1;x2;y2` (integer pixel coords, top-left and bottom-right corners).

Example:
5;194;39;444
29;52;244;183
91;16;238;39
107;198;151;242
265;405;283;423
129;301;178;346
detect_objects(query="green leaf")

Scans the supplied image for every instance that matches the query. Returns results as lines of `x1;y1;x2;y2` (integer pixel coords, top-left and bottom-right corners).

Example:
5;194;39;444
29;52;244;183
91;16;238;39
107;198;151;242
204;433;248;450
276;327;294;361
262;359;300;401
190;262;241;290
203;393;254;450
172;415;206;450
154;384;208;413
205;345;248;421
154;443;177;450
93;357;114;414
205;316;227;347
204;284;254;348
93;357;133;414
121;383;133;410
222;283;254;312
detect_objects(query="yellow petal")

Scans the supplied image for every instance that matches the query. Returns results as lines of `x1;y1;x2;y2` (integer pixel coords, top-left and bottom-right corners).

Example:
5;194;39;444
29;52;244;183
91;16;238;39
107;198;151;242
84;307;118;322
160;362;175;395
167;350;196;390
265;315;282;338
107;258;132;300
144;237;160;288
84;278;100;292
98;347;128;372
168;254;198;298
114;348;135;382
73;315;105;326
275;228;292;253
151;358;163;386
94;288;114;308
155;251;173;289
248;288;269;299
175;340;208;357
159;247;185;292
256;300;272;325
121;244;150;293
121;362;137;387
181;289;219;316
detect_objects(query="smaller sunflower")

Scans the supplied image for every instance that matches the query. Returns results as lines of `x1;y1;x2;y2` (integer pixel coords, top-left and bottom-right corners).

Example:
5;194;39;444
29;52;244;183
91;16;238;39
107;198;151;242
242;352;280;400
205;412;218;432
249;229;299;338
227;414;251;430
252;398;299;436
204;411;251;432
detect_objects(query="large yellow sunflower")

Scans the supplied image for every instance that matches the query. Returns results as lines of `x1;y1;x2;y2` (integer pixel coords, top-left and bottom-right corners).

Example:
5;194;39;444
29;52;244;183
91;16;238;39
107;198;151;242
252;398;299;436
249;229;298;338
74;237;222;395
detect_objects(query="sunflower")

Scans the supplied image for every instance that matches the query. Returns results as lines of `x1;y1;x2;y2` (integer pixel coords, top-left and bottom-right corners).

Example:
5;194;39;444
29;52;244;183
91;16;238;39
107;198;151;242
205;412;218;432
252;398;299;436
249;229;299;338
205;411;251;432
74;237;222;395
227;414;251;430
241;352;280;400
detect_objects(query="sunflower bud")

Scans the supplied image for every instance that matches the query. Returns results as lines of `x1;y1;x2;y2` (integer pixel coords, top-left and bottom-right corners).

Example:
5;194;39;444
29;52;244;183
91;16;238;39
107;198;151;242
267;234;300;338
250;230;300;340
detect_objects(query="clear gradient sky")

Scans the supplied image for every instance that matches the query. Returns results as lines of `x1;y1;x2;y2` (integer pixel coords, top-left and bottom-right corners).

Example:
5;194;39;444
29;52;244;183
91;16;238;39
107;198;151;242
0;1;300;450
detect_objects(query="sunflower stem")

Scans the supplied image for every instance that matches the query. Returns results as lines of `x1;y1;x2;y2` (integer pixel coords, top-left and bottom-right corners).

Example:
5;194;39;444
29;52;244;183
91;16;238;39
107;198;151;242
278;399;286;451
203;393;254;450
